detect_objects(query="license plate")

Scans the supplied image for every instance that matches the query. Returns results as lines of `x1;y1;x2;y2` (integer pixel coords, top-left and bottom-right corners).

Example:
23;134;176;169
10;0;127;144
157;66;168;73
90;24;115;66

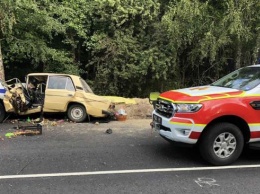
153;114;162;125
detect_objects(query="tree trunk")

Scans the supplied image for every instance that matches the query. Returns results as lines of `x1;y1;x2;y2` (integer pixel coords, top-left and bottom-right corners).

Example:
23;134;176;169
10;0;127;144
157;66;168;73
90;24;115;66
0;42;5;81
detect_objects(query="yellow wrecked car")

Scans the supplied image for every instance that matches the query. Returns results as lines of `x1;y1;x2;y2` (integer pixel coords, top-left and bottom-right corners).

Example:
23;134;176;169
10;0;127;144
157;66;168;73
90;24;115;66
2;73;114;122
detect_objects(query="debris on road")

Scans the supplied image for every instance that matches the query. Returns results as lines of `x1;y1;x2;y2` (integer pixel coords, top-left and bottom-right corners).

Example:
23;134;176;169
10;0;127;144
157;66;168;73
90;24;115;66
4;129;41;139
51;121;57;126
115;114;127;121
115;107;127;121
105;128;112;134
5;132;16;138
57;119;64;124
15;130;41;136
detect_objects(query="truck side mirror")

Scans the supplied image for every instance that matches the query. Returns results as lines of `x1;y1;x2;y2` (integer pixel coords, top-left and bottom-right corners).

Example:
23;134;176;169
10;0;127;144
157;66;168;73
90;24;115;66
149;92;160;108
149;92;160;102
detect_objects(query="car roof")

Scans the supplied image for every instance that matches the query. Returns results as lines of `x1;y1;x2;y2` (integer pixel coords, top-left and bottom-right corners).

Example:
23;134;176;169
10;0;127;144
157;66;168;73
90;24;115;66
28;73;71;76
27;73;80;79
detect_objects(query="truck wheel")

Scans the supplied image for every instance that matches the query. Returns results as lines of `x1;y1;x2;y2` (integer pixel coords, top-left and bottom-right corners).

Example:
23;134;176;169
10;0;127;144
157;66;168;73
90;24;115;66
199;122;244;166
0;103;5;123
67;104;87;123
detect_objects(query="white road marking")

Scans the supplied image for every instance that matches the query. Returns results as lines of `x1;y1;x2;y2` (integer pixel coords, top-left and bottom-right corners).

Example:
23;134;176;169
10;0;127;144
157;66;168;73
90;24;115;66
194;177;220;187
1;164;260;180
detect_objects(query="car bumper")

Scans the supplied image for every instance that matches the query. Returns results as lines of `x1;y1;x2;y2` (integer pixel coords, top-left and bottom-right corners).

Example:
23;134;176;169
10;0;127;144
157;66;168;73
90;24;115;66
152;111;206;144
102;110;115;117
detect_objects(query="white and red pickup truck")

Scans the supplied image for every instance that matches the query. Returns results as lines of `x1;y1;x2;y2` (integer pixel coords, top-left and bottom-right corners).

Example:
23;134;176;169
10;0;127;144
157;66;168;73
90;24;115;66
151;64;260;165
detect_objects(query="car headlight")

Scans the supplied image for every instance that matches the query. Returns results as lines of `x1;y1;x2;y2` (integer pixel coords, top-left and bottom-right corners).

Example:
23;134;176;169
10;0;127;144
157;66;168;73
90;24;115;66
176;103;202;113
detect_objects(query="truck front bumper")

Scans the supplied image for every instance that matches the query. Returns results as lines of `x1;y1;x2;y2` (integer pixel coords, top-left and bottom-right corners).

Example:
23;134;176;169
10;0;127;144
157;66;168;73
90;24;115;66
152;111;205;145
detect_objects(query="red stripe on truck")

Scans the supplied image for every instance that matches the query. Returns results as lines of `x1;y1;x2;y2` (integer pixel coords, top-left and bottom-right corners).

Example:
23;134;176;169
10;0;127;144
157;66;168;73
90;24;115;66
189;131;201;139
251;131;260;138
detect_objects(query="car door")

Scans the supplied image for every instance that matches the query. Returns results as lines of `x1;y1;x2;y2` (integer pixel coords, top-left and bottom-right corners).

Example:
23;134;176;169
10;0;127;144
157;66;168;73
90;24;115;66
44;75;75;112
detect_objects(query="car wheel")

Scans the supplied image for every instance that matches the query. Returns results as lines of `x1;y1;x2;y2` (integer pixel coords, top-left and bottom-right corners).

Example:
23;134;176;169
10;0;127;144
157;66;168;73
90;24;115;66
67;104;87;123
0;103;5;123
199;122;244;166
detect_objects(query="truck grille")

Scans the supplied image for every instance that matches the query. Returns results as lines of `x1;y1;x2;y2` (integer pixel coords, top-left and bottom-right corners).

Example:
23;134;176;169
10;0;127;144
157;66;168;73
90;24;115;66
155;98;175;118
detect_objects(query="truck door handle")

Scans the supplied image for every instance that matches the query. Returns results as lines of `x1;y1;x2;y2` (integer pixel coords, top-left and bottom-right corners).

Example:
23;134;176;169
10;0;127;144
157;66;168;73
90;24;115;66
68;94;73;97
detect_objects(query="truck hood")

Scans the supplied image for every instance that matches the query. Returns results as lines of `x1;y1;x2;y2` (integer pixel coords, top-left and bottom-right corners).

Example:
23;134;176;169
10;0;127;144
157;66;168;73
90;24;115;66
160;86;244;103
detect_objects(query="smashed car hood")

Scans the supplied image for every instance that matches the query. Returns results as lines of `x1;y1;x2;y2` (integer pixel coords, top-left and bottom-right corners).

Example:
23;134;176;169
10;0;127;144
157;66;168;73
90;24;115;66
79;92;111;110
103;96;136;104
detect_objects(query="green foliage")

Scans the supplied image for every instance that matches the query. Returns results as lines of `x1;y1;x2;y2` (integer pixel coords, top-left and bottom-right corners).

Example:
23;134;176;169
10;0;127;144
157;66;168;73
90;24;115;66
156;0;260;87
1;0;259;97
0;0;16;39
1;0;77;78
85;0;162;97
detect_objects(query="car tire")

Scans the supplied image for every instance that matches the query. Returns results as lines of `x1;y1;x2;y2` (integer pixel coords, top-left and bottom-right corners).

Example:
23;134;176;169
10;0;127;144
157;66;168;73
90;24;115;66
199;122;244;166
67;104;87;123
0;103;5;123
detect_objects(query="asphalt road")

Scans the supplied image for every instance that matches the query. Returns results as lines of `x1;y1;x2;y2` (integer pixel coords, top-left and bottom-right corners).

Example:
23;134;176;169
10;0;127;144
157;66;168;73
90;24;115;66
1;119;260;194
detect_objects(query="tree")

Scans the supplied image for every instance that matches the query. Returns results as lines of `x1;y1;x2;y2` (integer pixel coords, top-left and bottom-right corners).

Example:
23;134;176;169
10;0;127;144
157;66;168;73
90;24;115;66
0;0;16;80
1;0;78;80
221;0;260;69
154;0;260;88
1;0;259;97
83;0;162;96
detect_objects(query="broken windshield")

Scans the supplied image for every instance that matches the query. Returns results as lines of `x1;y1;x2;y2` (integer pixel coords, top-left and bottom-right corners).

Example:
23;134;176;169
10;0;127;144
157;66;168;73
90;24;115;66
211;66;260;91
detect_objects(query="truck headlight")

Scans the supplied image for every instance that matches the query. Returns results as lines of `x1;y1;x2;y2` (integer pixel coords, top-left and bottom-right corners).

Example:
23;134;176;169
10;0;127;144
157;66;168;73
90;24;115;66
176;103;202;113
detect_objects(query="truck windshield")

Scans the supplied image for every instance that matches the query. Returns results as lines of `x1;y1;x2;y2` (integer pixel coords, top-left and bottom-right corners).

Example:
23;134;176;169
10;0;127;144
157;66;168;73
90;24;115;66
80;78;94;93
211;66;260;91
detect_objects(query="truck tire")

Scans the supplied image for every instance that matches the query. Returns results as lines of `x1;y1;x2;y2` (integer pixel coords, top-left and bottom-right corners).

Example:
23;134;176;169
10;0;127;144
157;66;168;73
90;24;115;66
0;103;5;123
67;104;87;123
199;122;244;166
